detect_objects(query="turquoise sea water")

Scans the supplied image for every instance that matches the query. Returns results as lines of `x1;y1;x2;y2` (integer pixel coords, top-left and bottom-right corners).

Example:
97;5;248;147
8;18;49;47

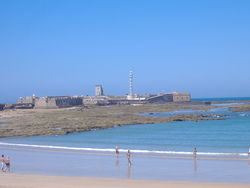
193;97;250;101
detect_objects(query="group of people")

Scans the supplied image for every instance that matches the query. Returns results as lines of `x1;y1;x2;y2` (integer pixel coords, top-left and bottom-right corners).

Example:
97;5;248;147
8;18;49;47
0;155;10;172
115;146;132;166
115;147;250;161
116;146;197;165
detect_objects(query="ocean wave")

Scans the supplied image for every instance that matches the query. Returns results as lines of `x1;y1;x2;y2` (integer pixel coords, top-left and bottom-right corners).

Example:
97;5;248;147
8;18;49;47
0;142;248;156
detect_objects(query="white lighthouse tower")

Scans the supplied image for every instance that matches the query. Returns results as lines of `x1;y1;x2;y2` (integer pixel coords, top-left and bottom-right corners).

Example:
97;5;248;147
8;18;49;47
127;71;134;100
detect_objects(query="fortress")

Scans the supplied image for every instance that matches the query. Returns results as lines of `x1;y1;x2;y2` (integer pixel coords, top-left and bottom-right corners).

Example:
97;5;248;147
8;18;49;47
6;72;191;109
16;91;191;109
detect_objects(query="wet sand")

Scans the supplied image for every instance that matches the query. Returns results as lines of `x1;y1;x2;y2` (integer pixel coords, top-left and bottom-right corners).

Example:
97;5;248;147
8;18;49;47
0;173;250;188
1;145;250;183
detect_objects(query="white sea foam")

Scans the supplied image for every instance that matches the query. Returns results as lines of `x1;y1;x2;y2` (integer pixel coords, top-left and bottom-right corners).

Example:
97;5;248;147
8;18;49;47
0;142;247;156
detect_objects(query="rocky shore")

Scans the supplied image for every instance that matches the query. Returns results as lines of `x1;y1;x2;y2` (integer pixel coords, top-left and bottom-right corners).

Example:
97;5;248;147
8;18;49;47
0;102;249;138
229;105;250;112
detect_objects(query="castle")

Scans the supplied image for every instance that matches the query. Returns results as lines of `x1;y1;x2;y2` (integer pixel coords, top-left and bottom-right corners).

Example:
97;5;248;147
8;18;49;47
16;89;191;109
7;72;191;109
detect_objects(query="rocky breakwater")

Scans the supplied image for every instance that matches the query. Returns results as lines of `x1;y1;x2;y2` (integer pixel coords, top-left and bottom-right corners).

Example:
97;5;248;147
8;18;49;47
0;103;224;138
229;103;250;112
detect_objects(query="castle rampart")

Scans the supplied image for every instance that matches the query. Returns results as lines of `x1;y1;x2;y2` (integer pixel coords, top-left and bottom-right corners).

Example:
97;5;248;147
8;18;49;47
34;96;83;109
0;104;4;111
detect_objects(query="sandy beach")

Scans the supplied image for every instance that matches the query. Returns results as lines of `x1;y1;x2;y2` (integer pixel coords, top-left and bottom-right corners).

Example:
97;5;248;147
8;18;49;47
0;173;249;188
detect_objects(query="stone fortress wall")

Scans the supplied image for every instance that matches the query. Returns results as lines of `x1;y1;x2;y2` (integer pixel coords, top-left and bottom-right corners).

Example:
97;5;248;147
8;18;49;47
143;92;191;103
17;95;82;109
34;97;57;109
0;104;4;111
16;92;191;109
34;96;83;109
169;92;191;102
15;85;191;109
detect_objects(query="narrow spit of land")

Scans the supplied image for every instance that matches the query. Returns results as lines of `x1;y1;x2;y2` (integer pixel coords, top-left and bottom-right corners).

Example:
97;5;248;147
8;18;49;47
0;102;249;138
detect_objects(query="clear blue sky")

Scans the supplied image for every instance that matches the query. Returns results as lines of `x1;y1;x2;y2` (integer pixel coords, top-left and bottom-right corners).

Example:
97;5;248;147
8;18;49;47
0;0;250;103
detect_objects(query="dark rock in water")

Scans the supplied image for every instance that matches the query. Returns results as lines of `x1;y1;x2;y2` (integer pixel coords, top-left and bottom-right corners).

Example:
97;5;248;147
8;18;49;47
173;119;183;121
149;112;154;115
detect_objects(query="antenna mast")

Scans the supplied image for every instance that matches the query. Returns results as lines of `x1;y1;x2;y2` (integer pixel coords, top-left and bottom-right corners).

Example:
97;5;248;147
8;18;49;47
129;71;134;97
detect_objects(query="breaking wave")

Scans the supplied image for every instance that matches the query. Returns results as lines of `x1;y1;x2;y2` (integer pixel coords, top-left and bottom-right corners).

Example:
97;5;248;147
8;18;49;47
0;142;248;157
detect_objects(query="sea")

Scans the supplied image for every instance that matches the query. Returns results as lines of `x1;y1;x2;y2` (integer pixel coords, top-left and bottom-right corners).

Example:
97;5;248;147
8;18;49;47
1;97;250;182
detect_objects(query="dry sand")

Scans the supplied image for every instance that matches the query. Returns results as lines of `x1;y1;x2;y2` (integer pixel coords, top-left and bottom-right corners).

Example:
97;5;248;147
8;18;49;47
0;173;249;188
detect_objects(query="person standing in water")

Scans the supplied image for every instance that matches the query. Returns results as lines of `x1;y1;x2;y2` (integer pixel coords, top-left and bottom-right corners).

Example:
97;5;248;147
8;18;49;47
115;146;119;157
127;150;132;166
248;148;250;159
193;148;197;159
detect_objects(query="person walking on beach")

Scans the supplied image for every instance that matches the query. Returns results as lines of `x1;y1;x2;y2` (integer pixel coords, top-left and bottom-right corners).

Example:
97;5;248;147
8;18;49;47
115;146;119;157
0;154;6;172
127;149;132;166
4;156;10;172
193;148;197;159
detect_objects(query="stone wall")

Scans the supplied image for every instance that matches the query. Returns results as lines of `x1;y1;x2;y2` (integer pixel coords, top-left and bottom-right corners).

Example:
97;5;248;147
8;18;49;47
83;96;109;105
0;104;4;111
34;97;57;109
171;92;191;102
56;97;83;107
34;96;83;109
147;94;172;103
18;96;37;104
16;91;191;109
147;93;191;103
3;103;34;109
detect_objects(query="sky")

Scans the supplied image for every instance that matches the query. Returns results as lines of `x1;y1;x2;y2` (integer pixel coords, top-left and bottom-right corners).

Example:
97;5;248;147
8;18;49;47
0;0;250;103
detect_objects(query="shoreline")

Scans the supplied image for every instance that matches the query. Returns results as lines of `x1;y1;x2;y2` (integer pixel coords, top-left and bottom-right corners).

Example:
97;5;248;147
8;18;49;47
0;142;249;159
0;173;250;188
1;145;250;183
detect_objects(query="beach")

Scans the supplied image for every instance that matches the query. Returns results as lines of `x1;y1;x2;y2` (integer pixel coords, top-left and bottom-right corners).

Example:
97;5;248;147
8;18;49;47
1;144;250;183
1;101;250;186
1;173;250;188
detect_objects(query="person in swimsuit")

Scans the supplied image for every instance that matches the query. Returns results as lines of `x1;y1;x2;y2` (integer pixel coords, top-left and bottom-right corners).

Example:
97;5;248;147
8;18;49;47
115;146;119;157
4;156;10;172
193;148;197;159
127;150;132;166
0;155;6;172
